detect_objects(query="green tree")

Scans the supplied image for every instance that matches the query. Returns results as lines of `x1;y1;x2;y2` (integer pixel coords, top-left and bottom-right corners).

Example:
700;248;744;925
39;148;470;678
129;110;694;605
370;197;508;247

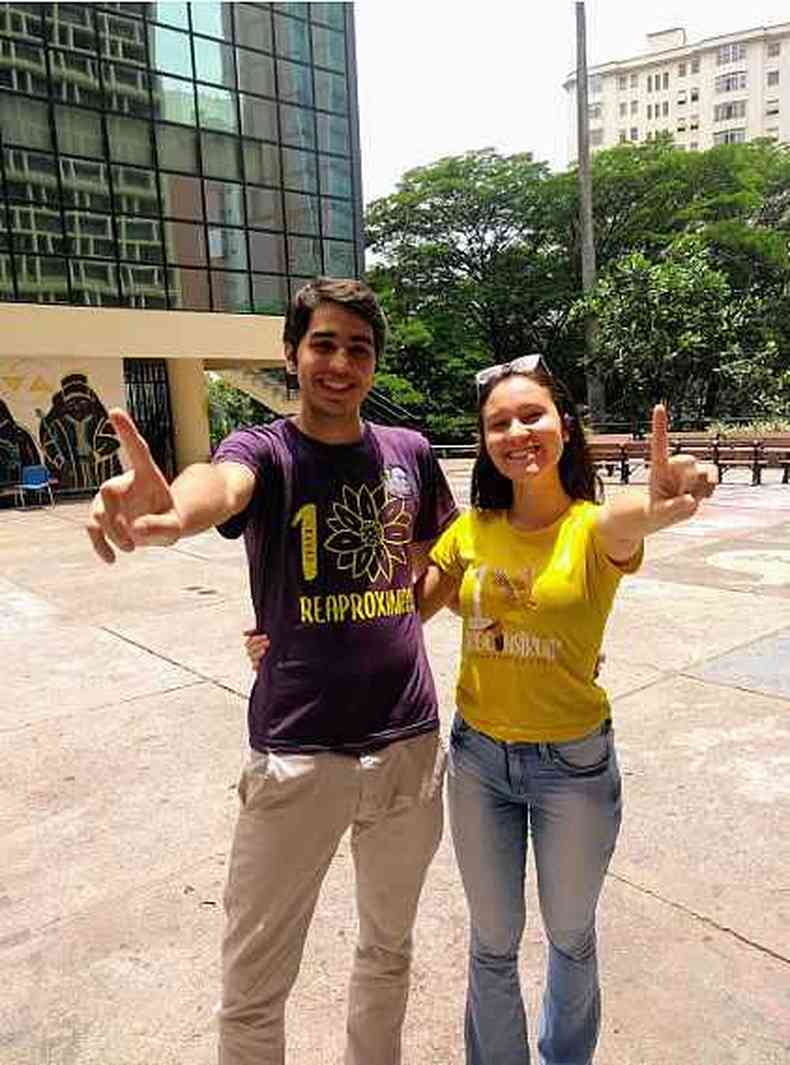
205;374;274;450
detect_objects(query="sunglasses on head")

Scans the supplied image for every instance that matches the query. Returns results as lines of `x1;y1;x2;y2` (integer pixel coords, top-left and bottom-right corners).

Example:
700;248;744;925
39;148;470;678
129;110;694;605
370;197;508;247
474;354;550;399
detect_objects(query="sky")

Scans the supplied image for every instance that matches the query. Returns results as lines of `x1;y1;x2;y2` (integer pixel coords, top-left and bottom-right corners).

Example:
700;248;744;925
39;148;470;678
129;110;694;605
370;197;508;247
352;0;789;204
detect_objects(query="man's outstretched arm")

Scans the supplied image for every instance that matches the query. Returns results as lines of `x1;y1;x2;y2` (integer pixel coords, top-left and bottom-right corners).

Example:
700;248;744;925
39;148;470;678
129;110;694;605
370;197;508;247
86;409;255;564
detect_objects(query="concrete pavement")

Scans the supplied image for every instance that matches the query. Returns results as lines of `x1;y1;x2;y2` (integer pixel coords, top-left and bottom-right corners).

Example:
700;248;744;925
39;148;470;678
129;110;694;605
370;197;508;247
1;465;789;1064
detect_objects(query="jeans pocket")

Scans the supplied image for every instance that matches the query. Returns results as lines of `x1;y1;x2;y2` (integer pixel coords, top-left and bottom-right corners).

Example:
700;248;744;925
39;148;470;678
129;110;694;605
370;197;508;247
450;713;471;744
547;729;611;777
237;750;270;809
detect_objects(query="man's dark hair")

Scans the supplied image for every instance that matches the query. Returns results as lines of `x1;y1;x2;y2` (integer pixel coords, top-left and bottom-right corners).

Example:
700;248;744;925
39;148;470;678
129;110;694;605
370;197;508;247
283;277;387;360
471;364;602;510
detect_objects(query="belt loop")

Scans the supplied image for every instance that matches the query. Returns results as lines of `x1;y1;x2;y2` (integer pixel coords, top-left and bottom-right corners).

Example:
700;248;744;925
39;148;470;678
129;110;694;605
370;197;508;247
501;741;513;790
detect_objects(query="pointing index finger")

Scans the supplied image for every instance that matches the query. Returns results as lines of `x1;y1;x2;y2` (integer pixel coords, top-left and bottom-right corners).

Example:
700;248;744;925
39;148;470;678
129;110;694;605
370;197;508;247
109;408;156;474
650;403;670;475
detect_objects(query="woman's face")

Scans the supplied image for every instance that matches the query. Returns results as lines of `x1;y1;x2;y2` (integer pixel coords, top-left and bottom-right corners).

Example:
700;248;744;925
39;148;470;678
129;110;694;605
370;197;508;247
481;375;568;483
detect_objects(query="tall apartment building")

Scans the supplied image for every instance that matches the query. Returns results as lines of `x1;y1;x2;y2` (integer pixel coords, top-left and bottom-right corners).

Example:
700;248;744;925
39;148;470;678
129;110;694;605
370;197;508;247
564;22;790;164
0;2;363;489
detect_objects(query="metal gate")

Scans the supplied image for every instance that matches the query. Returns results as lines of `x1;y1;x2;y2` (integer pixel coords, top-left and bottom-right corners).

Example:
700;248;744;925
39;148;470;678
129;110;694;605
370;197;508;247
123;359;175;481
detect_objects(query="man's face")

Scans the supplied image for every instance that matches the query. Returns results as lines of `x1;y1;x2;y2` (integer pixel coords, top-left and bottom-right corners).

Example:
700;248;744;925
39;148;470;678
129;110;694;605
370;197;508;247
287;303;376;420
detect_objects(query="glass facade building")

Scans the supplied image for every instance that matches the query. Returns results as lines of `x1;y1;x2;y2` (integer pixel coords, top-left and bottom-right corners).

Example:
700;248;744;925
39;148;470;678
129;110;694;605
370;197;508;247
0;1;363;314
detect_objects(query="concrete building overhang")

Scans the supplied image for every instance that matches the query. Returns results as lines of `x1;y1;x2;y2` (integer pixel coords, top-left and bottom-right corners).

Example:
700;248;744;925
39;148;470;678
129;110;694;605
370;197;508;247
0;304;286;365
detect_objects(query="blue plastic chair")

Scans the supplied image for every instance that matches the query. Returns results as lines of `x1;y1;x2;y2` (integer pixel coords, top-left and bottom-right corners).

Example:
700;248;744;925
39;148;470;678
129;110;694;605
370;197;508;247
19;464;56;507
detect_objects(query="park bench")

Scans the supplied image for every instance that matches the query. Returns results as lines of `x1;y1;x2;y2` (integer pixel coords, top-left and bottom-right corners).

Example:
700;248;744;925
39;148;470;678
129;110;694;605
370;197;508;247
589;433;780;486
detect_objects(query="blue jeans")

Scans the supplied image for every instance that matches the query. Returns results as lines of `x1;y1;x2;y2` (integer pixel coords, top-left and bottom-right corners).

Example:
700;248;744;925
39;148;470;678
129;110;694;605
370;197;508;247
447;714;622;1065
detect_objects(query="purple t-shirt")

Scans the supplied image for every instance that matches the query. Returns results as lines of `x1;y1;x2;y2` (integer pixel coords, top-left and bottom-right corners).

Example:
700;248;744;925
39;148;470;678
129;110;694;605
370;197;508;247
213;418;458;754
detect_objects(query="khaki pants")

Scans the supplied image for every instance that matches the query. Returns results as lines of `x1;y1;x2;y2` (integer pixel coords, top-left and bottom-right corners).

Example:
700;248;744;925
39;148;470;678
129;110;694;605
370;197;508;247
218;730;445;1065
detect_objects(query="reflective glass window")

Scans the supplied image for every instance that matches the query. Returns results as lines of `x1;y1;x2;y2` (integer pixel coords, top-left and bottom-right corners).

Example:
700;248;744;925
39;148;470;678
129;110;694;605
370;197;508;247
277;59;313;106
252;272;287;313
324;238;354;276
193;36;235;87
282;146;317;192
191;1;232;40
155;75;196;125
236;51;275;96
0;93;51;150
319;154;351;197
149;25;192;78
4;7;45;40
156;123;199;172
3;41;47;88
205;180;245;225
315;69;346;113
234;6;274;53
310;3;346;30
70;258;119;305
103;61;152;116
280;103;315;149
17;254;70;301
284;191;318;234
243;139;280;185
64;210;113;255
55;105;103;159
107;114;153;166
208;226;247;270
112;165;159;217
121;261;167;307
321;197;352;239
239;95;277;140
274;14;310;62
62;156;110;200
246;185;283;229
288;235;320;274
211;270;251;312
198;87;238;133
0;255;13;298
249;230;286;271
151;3;189;31
165;219;207;266
201;131;241;180
159;172;203;219
311;25;345;71
316;112;349;154
168;265;210;308
288;274;313;299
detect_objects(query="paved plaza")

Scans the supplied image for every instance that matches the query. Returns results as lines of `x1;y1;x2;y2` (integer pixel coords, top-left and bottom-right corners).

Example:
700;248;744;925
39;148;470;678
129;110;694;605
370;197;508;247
1;462;789;1065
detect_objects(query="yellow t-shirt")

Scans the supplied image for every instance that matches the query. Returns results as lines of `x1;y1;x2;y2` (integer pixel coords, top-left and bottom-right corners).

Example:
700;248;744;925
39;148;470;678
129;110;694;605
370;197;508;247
429;501;642;742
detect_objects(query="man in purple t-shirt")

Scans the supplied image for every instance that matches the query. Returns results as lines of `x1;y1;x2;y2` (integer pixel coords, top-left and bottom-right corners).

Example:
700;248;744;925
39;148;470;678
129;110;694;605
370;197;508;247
86;278;457;1065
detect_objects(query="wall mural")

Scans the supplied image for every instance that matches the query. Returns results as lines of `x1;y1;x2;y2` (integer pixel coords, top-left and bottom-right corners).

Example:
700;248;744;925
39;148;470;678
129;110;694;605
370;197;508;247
0;399;41;485
0;358;125;492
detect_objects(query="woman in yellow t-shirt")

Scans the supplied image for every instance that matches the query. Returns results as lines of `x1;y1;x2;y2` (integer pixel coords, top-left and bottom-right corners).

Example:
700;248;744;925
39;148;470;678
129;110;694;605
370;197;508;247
417;356;714;1065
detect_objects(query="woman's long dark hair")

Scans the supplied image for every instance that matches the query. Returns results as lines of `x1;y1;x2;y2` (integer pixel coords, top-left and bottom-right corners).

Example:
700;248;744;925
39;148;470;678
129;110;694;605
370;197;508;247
471;365;602;511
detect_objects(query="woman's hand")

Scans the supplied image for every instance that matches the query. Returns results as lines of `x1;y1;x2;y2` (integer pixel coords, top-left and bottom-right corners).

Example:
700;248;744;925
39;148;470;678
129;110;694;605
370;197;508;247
243;627;270;671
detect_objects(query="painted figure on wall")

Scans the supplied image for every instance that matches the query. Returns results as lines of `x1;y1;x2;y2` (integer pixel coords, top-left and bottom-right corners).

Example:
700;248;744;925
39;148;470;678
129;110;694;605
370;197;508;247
38;373;122;491
0;399;41;485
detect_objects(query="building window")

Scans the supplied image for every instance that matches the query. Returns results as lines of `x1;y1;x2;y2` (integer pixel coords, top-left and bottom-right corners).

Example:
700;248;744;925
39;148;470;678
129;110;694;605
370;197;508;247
678;62;686;77
713;128;746;145
690;141;699;150
662;71;669;90
588;74;603;95
767;41;781;58
619;101;627;117
630;99;638;115
677;91;687;106
630;126;639;141
590;129;604;147
715;71;747;93
766;99;780;117
618;74;627;90
589;103;602;120
662;101;669;116
717;42;746;65
619;129;627;143
691;56;700;74
690;114;699;130
647;74;652;92
647;103;652;120
630;72;638;88
714;100;747;122
766;127;779;140
690;87;699;103
767;70;780;87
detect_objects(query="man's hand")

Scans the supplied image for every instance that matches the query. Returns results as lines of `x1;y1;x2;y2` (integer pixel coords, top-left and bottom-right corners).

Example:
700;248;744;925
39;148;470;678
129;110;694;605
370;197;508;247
646;404;716;534
86;409;182;564
244;628;270;671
